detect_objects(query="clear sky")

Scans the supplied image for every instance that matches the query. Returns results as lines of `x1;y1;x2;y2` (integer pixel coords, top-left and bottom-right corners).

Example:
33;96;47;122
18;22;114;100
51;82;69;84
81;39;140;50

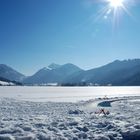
0;0;140;75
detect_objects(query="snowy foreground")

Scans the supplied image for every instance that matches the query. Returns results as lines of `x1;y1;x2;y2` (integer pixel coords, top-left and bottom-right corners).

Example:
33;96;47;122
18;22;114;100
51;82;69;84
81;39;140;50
0;96;140;140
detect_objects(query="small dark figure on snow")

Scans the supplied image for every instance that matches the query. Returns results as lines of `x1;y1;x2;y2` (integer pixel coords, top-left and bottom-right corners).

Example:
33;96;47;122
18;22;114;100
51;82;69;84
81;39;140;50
95;108;110;115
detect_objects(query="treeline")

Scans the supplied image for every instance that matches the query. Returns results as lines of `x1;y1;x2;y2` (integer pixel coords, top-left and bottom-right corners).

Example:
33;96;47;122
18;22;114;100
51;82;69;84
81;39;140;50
0;77;22;86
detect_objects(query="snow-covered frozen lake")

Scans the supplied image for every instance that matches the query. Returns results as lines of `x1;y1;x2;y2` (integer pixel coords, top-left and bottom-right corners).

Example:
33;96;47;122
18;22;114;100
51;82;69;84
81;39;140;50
0;87;140;139
0;86;140;102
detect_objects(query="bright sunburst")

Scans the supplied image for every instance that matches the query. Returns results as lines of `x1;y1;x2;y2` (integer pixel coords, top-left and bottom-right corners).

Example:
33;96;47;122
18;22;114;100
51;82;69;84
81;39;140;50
107;0;125;26
108;0;124;8
92;0;134;27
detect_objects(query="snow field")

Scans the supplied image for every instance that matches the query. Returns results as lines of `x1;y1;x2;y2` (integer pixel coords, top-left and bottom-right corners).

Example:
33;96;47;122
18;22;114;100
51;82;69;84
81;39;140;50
0;97;140;140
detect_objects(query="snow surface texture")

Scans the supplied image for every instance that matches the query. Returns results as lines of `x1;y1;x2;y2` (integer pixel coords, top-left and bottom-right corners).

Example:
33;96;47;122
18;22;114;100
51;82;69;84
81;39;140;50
0;97;140;140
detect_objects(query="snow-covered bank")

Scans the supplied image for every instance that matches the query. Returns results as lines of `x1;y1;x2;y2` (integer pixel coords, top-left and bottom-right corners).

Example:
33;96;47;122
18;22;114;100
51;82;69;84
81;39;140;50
0;97;140;140
0;81;15;86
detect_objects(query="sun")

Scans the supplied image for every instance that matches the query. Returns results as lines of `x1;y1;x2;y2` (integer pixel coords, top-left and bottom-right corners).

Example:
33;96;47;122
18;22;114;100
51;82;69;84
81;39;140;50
108;0;124;8
92;0;133;27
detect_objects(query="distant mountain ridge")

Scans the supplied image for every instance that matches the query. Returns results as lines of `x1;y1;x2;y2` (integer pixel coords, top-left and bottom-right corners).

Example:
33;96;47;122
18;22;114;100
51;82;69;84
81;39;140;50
0;64;25;82
23;63;83;84
64;59;140;86
1;59;140;86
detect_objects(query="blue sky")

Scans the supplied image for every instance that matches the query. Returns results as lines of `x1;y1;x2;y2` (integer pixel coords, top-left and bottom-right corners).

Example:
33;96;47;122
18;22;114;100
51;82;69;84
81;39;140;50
0;0;140;75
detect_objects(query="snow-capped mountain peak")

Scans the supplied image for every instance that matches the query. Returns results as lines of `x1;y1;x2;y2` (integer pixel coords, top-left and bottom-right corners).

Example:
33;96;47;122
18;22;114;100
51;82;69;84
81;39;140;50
48;63;61;70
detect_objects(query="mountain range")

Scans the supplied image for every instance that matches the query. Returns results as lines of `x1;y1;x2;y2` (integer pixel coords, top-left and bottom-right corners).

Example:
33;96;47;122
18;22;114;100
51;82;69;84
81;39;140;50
0;59;140;86
23;63;83;84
